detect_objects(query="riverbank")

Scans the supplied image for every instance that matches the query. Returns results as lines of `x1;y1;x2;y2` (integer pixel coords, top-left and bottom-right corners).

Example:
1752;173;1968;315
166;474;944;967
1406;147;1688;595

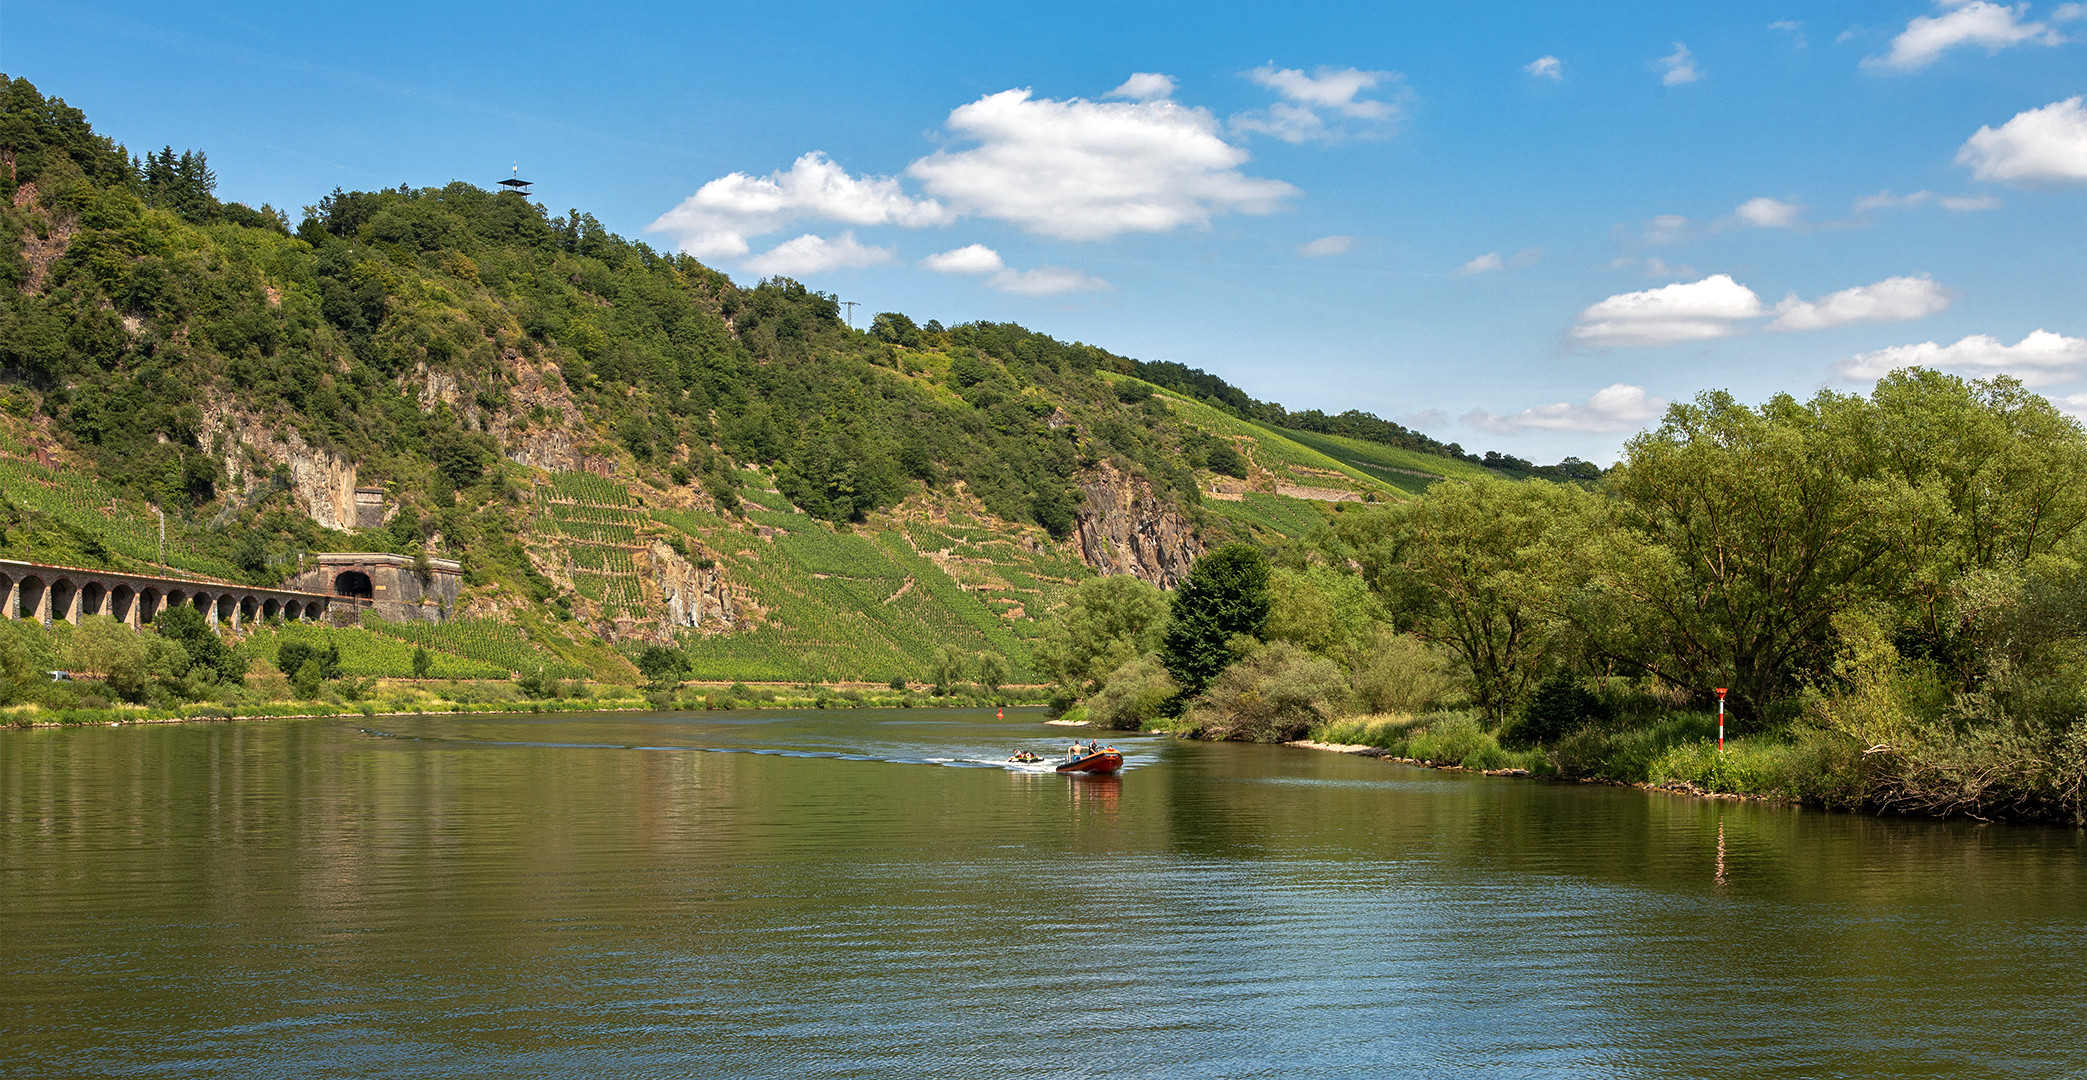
3;679;1047;729
1285;737;1792;805
1293;710;2087;824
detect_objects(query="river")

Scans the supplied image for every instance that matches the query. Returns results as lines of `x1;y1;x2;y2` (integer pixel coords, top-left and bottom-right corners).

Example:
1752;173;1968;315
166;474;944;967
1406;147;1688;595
2;709;2082;1078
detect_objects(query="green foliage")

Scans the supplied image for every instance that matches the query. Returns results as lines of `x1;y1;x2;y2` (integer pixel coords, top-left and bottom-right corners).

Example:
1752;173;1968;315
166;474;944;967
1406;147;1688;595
1551;714;1719;784
1262;564;1388;663
636;644;689;689
0;619;52;705
1347;627;1455;715
1087;655;1178;731
1332;479;1589;720
932;644;968;694
411;644;432;678
1034;574;1168;692
245;623;510;679
150;604;244;684
1160;542;1272;698
275;638;341;681
291;658;325;699
66;614;183;703
1179;641;1346;743
1503;672;1609;748
975;650;1009;694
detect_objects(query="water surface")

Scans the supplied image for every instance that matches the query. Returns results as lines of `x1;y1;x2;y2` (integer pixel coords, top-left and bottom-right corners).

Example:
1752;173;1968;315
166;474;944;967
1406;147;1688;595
3;709;2082;1078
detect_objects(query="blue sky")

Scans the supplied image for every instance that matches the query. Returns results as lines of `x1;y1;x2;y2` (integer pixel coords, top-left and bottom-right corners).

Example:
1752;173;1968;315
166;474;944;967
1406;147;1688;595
7;0;2084;462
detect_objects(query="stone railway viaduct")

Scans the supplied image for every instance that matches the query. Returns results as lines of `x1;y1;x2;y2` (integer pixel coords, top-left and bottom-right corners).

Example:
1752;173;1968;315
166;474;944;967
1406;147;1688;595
0;558;368;631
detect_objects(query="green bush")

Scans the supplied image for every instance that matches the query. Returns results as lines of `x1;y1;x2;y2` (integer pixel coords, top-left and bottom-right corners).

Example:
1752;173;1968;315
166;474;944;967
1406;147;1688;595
1503;672;1610;748
1310;711;1431;748
1179;641;1345;742
1087;656;1177;731
1404;712;1499;768
1348;627;1455;715
1553;713;1717;784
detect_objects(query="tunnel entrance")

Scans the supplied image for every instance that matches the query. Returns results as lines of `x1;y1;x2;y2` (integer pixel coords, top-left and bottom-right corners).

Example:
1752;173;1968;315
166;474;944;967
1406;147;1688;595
333;570;374;599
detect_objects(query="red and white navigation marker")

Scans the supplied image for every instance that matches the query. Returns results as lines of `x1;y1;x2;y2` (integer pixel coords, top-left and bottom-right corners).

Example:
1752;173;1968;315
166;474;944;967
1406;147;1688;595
1715;688;1728;753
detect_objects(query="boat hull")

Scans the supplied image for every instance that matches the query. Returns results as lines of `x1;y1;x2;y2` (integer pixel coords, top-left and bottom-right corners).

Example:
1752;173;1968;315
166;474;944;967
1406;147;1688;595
1056;751;1124;775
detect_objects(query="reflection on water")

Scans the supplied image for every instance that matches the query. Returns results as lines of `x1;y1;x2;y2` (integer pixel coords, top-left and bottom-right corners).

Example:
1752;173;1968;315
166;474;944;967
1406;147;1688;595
3;709;2084;1079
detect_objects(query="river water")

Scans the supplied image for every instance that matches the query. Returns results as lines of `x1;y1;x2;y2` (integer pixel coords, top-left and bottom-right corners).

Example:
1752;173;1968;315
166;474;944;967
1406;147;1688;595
2;709;2082;1078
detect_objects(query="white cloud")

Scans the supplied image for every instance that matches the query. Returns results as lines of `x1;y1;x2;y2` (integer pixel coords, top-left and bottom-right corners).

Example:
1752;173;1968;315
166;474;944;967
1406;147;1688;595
2057;2;2087;20
1957;96;2087;184
907;87;1297;241
1526;55;1562;80
1401;408;1451;430
1855;189;1932;211
1836;329;2087;384
1108;73;1176;102
1570;274;1765;347
1464;384;1667;433
1299;234;1354;257
1232;65;1407;143
1658;43;1701;85
649;152;949;258
1735;196;1805;228
984;266;1113;296
1768;275;1952;331
1642;213;1693;244
1247;65;1398;117
920;244;1109;295
1611;254;1698;278
1770;20;1809;47
740;232;893;277
1863;1;2064;72
1854;188;2002;211
1454;249;1540;275
921;243;1005;274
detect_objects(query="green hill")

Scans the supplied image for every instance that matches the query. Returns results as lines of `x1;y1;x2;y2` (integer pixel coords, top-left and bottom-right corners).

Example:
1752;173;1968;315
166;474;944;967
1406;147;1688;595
0;75;1583;683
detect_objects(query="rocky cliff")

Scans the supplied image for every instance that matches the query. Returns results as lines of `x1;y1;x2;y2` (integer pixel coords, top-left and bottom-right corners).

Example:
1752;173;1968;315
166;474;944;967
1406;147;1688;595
643;538;740;635
1072;461;1205;590
202;401;364;531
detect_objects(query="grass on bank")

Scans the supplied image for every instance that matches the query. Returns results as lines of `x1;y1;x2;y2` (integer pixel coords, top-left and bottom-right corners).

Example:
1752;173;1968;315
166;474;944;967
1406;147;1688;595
1310;711;1551;774
1306;707;1877;806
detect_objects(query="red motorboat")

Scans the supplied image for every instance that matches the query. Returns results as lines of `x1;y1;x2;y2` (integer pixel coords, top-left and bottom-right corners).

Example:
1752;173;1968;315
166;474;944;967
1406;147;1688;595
1056;748;1124;774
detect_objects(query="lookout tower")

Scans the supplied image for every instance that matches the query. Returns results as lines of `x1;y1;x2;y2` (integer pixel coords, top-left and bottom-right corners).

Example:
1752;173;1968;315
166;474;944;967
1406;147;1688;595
497;162;532;196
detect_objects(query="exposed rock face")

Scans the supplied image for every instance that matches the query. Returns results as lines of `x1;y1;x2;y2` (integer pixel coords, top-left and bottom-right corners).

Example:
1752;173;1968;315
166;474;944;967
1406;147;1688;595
13;181;76;295
201;401;365;531
642;539;740;635
491;350;590;473
1072;461;1204;590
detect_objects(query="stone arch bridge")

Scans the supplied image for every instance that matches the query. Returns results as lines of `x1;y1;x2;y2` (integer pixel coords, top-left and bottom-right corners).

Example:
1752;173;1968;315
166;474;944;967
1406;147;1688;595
0;559;370;631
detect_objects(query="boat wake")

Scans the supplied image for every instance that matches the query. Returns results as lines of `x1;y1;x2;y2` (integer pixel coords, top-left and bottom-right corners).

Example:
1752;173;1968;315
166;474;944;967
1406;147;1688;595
355;728;1138;772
